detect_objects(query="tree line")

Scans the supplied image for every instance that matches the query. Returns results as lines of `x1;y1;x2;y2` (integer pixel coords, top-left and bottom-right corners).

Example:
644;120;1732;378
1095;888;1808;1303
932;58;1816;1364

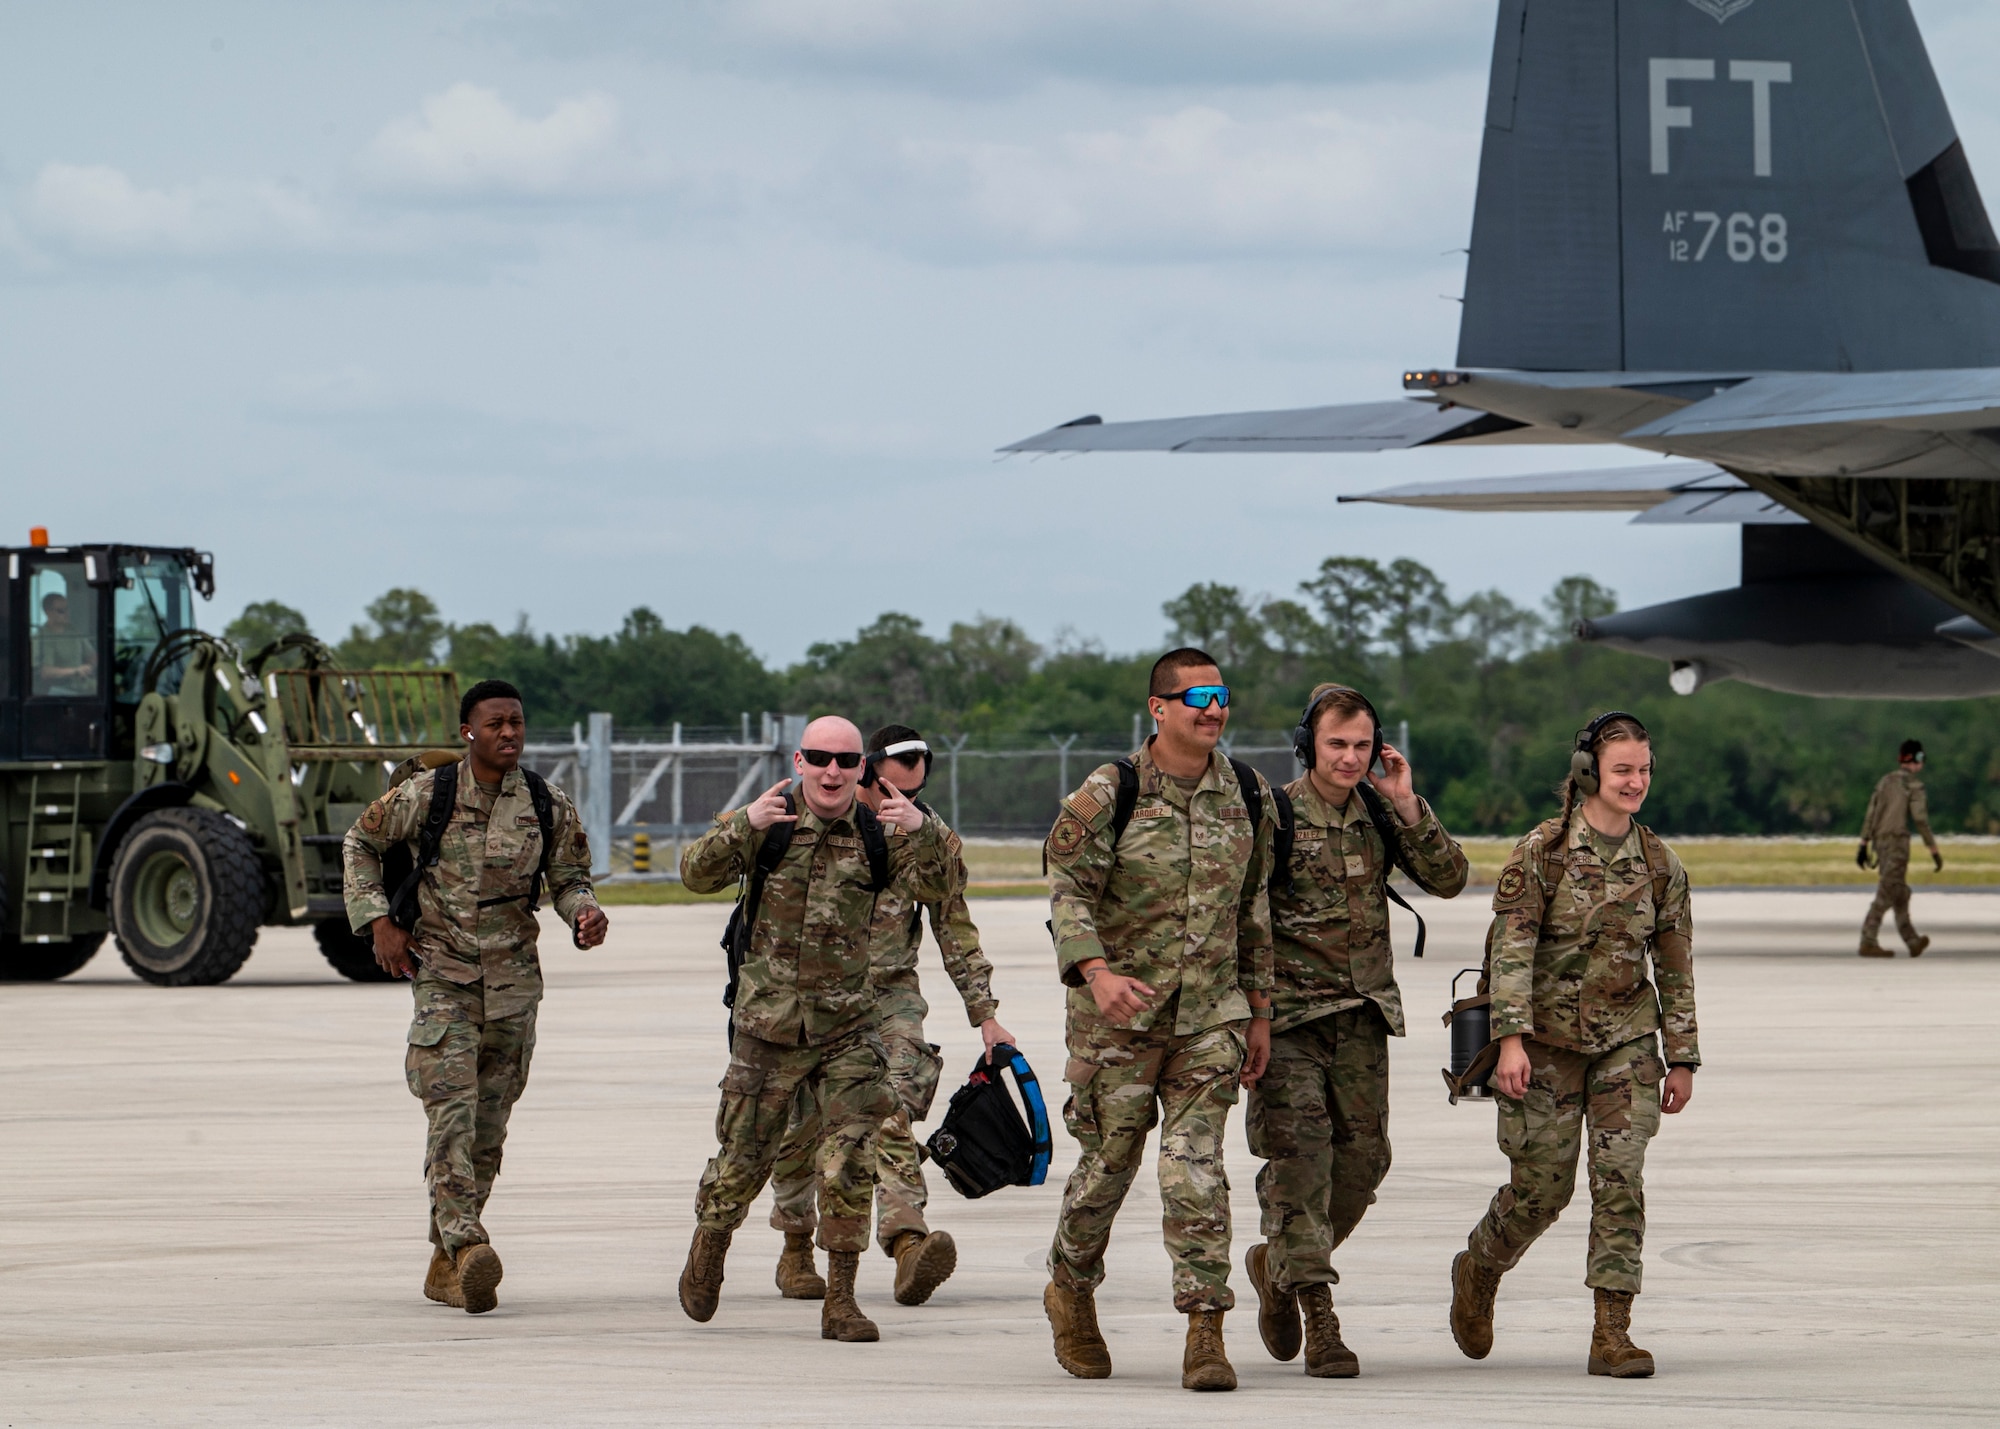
225;555;2000;837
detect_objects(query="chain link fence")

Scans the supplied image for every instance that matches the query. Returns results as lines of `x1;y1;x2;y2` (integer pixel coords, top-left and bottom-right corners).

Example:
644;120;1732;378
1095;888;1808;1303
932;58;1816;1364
516;714;1315;873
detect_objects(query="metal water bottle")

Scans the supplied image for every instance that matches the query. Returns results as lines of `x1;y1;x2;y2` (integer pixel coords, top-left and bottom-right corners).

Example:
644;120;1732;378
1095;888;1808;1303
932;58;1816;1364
1447;968;1492;1099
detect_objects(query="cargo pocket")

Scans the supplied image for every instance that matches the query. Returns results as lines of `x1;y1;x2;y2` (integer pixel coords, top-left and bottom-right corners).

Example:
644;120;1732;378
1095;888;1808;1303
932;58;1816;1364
716;1059;769;1147
1625;1046;1665;1143
899;1040;945;1122
404;1016;449;1098
1063;1058;1100;1143
1496;1074;1556;1164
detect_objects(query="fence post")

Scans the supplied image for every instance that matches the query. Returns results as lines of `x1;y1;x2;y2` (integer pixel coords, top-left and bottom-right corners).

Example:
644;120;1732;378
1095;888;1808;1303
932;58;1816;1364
945;733;970;829
1397;719;1410;766
1131;711;1142;751
587;712;613;877
670;721;685;864
1053;733;1078;809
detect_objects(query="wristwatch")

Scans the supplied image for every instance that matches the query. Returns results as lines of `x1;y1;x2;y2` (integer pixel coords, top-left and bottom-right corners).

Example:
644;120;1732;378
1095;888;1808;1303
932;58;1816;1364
1250;1005;1273;1021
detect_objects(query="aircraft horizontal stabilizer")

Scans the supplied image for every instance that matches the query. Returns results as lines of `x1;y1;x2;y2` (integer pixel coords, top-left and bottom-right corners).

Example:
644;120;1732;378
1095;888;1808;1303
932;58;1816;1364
1000;399;1507;454
1335;462;1788;524
1630;370;2000;440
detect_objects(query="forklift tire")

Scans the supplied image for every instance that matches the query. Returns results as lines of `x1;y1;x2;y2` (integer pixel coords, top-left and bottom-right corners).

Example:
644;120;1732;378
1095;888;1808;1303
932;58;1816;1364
110;807;263;987
313;920;396;982
0;872;107;980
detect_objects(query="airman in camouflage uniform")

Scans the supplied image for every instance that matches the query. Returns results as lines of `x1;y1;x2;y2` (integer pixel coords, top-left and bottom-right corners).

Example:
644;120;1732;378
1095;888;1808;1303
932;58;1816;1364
1857;740;1941;957
1246;684;1468;1378
767;728;1009;1308
343;679;603;1315
676;715;950;1343
1450;713;1699;1380
1042;649;1276;1393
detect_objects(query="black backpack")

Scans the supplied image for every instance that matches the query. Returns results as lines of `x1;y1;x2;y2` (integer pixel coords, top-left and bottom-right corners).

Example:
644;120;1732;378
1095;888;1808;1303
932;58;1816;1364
719;793;891;1042
1097;757;1425;959
383;761;555;932
923;1044;1052;1198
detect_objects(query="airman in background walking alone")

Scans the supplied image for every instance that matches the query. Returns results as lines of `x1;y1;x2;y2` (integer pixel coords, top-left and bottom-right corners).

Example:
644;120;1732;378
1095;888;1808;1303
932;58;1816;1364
1857;739;1941;957
677;715;950;1343
765;723;1014;1308
1450;712;1699;1379
1042;647;1278;1393
1245;685;1468;1379
343;678;607;1315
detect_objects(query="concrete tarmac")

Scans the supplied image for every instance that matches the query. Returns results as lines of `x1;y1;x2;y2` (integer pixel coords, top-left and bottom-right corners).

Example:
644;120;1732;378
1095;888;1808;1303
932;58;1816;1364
4;890;1998;1426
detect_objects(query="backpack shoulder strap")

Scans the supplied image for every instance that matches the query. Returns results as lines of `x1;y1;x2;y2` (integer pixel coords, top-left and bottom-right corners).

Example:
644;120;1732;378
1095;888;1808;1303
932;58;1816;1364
856;803;892;893
1354;780;1427;958
1107;757;1140;847
1227;757;1263;832
417;761;458;870
520;768;556;912
1636;822;1672;908
1535;815;1570;897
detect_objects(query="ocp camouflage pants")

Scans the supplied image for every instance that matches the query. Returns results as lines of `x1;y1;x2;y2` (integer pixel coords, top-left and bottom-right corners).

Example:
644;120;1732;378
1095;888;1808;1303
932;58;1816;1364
404;974;538;1253
1466;1034;1663;1294
767;999;944;1253
1862;831;1922;948
696;1023;895;1254
1247;1005;1391;1290
1049;1018;1246;1313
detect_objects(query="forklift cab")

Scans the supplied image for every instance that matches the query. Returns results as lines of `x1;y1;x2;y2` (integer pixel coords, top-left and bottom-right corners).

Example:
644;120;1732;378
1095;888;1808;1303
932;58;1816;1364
1;541;214;763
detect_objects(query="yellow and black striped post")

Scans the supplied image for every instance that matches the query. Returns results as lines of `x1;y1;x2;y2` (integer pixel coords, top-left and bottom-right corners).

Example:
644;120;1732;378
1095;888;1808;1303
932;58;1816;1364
632;830;651;874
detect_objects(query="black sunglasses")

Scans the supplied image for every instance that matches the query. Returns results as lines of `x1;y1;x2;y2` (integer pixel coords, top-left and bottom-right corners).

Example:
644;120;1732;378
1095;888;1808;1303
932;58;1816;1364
801;748;864;769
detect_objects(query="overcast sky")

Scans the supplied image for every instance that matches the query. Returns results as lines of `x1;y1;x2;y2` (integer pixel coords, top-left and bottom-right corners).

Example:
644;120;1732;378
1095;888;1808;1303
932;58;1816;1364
5;0;1998;667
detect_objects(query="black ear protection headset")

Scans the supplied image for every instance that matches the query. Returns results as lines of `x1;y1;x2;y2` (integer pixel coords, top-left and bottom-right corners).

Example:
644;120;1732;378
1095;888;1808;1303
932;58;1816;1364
1569;711;1651;795
1292;686;1383;772
861;738;933;791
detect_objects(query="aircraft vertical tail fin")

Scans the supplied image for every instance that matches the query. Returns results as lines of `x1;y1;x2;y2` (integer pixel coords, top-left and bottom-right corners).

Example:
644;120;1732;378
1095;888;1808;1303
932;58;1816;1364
1457;0;2000;374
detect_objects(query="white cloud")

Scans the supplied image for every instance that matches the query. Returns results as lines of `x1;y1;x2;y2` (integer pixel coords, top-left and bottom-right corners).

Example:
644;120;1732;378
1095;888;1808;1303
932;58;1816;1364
27;163;325;254
874;103;1472;260
361;83;626;197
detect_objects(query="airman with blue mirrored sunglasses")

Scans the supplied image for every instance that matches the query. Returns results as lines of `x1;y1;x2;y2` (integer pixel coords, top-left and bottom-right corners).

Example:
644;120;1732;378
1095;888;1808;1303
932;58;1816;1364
1160;684;1230;710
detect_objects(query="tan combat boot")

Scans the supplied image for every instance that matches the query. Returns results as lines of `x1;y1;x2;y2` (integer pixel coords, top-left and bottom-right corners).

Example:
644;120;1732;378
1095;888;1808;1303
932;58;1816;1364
1298;1284;1360;1378
889;1229;957;1306
678;1227;731;1323
1908;935;1931;957
1858;939;1892;957
775;1232;826;1300
1245;1242;1300;1362
821;1250;880;1342
454;1242;502;1315
1449;1249;1503;1359
1043;1280;1112;1378
1587;1288;1656;1378
423;1246;464;1308
1182;1309;1237;1391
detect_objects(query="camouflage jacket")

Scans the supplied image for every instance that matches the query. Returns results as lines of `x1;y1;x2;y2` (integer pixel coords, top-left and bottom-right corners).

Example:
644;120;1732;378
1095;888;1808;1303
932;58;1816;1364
343;759;597;1020
1861;767;1936;848
1269;778;1468;1037
1045;741;1276;1037
681;794;949;1045
870;819;999;1027
1488;815;1699;1066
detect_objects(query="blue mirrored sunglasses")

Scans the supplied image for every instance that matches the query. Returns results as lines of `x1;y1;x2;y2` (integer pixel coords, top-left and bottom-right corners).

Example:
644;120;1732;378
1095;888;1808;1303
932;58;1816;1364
1162;684;1230;710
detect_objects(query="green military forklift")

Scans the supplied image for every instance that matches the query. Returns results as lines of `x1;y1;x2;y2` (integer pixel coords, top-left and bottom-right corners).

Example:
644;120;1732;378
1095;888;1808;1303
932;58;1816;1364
0;536;461;985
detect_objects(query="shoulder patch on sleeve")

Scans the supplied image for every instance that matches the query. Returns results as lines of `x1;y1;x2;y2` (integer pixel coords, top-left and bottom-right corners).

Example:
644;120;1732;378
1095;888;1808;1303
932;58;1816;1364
359;796;391;836
1495;864;1531;906
1065;784;1107;824
1048;814;1090;861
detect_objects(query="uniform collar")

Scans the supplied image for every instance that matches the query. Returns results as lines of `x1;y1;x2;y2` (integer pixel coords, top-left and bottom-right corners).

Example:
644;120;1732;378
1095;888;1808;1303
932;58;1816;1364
1568;814;1638;862
1134;737;1226;795
1292;776;1371;829
794;789;859;835
457;755;520;805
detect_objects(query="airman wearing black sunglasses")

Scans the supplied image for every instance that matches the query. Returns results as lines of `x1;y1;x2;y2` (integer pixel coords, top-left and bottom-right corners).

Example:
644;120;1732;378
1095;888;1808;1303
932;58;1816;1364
677;715;952;1344
1041;646;1280;1392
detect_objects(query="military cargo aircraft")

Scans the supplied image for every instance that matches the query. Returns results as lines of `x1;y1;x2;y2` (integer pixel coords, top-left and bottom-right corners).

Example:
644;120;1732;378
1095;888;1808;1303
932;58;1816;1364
1004;0;2000;700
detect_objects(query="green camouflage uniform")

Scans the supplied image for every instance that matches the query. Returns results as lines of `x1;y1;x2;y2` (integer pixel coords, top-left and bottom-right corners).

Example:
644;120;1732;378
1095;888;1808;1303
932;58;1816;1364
1252;779;1467;1290
1465;816;1700;1294
1860;766;1938;949
768;816;999;1253
1044;742;1276;1313
681;796;949;1253
342;759;597;1252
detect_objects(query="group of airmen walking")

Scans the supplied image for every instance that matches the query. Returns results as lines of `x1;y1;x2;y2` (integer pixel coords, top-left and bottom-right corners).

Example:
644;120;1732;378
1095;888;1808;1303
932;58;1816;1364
336;657;1942;1388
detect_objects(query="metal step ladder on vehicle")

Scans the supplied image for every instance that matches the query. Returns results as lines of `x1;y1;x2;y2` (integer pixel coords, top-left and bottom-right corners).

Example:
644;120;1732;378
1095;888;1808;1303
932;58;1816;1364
19;771;88;944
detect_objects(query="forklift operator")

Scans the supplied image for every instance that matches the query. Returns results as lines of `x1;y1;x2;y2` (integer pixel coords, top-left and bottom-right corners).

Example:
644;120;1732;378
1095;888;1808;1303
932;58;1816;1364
34;590;97;695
